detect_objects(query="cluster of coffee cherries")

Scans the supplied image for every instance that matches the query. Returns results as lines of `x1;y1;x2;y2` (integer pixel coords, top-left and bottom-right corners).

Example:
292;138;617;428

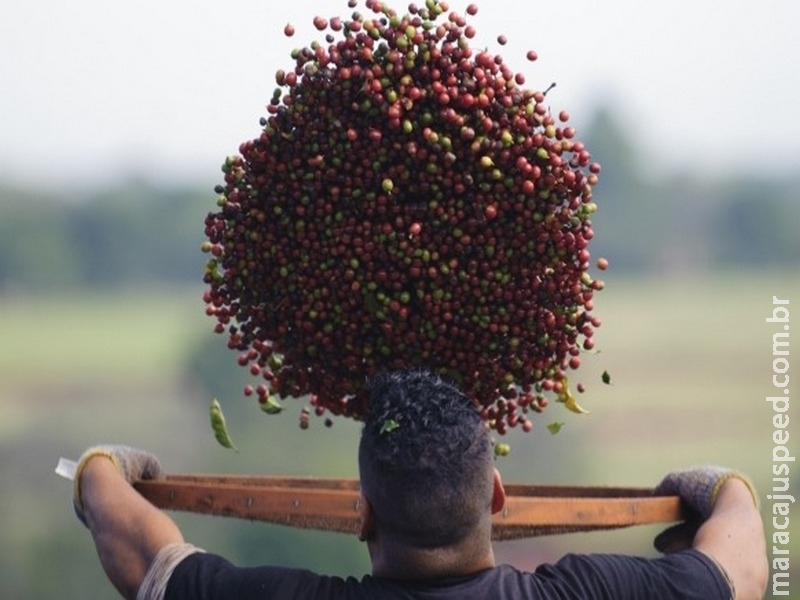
202;0;604;435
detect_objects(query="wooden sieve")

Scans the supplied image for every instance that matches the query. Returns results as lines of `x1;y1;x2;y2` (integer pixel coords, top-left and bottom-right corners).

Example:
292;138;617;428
135;475;684;541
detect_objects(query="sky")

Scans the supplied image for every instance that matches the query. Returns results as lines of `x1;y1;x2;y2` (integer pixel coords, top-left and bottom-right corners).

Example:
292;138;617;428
1;0;798;191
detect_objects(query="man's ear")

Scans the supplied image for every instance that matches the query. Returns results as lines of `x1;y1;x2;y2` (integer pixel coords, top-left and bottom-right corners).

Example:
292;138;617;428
358;491;375;542
491;468;506;514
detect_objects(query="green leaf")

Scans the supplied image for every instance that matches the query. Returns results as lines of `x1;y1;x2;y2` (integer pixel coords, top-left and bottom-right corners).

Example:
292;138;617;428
210;398;239;452
557;377;589;414
601;370;612;385
547;422;565;435
259;392;284;415
380;419;400;434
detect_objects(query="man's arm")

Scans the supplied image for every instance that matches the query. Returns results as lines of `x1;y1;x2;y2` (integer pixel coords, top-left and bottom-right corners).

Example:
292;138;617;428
655;468;768;600
79;455;184;600
692;477;768;600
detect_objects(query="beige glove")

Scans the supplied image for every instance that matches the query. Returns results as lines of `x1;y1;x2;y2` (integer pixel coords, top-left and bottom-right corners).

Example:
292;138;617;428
73;444;164;526
653;466;758;553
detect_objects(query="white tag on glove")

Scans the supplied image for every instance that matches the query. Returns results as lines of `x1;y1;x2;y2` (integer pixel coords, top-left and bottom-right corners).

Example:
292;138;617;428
55;457;77;481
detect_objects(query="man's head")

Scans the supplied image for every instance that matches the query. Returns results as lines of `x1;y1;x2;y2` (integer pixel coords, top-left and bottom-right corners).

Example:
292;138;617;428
357;370;502;551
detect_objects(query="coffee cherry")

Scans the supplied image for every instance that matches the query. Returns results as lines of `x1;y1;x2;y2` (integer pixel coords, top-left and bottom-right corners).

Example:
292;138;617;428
202;0;603;436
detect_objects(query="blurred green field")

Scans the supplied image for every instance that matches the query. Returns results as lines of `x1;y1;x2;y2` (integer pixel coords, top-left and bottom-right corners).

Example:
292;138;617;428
1;269;796;598
0;287;206;387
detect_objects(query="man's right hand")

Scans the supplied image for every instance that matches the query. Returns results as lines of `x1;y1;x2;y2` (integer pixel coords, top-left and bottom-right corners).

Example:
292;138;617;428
73;444;164;526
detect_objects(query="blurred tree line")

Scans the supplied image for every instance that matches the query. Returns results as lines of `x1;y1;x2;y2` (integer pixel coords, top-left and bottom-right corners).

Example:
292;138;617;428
1;105;797;294
0;180;209;291
585;106;800;272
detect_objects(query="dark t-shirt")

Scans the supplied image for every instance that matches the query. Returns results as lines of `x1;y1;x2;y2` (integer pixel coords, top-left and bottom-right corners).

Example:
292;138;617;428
165;549;731;599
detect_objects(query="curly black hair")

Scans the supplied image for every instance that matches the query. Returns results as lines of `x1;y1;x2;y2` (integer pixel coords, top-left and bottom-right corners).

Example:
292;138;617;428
358;370;495;548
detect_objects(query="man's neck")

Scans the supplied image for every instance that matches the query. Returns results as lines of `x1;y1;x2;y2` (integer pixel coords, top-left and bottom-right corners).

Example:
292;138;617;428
368;530;496;581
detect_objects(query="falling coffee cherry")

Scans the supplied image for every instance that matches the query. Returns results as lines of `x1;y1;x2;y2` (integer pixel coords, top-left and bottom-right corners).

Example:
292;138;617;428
202;0;604;437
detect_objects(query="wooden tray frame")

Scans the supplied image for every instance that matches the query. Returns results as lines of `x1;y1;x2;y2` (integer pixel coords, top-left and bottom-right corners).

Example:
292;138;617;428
135;475;684;541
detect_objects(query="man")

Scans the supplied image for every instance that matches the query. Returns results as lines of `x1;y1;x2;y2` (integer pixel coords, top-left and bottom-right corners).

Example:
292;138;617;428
74;370;768;599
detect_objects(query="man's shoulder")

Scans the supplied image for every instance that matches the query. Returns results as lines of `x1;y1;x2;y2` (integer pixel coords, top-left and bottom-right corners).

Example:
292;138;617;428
538;549;733;599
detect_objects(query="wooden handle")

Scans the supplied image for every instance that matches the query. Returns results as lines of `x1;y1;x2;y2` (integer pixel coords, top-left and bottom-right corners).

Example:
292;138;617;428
135;475;685;541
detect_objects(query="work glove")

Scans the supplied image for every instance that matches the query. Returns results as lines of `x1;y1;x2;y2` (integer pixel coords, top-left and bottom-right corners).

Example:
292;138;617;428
652;466;758;553
73;444;164;527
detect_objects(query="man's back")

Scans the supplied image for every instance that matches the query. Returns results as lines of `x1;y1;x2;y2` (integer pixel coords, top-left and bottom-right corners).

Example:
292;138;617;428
164;548;731;599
